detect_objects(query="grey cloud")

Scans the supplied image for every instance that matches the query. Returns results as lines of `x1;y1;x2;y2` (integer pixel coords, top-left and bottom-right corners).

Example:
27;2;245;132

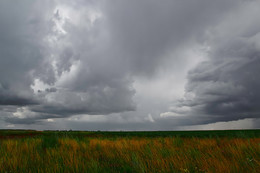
31;86;135;117
0;1;55;106
0;0;259;130
5;117;43;125
0;94;38;106
45;88;57;93
4;113;58;125
102;0;237;76
252;118;260;129
0;0;136;120
183;53;260;123
0;83;38;106
36;0;237;119
168;0;260;125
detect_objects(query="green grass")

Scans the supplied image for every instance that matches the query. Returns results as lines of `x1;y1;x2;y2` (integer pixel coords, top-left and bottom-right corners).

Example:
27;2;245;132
0;129;259;172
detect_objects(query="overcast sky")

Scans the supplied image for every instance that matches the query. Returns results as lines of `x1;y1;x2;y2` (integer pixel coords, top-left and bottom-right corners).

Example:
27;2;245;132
0;0;259;130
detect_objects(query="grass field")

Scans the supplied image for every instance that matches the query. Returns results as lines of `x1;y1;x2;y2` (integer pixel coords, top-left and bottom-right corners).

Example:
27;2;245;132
0;130;259;172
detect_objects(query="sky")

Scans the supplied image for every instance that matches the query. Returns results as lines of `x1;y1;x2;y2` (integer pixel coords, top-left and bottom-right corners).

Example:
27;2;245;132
0;0;260;130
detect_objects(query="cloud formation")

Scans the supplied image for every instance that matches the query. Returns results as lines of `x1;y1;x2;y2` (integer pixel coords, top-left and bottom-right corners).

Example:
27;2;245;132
165;1;260;125
0;0;259;129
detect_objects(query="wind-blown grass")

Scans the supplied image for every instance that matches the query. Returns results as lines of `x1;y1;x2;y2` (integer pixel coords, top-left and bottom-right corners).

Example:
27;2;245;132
0;130;259;172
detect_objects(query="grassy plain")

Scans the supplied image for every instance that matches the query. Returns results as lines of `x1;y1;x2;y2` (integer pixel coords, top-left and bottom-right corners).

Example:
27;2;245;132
0;130;259;172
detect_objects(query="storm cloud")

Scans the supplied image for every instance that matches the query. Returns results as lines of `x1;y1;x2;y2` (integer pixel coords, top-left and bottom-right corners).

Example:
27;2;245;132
165;1;260;126
0;0;259;129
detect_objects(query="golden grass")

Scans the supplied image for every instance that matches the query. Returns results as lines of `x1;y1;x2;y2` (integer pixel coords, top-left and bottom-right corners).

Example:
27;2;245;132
0;137;259;172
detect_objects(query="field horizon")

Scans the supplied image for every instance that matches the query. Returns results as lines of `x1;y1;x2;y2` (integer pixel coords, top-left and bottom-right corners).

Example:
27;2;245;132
0;129;259;172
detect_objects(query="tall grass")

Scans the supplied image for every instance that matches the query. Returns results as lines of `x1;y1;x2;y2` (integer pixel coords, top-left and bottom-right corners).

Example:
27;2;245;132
0;135;259;172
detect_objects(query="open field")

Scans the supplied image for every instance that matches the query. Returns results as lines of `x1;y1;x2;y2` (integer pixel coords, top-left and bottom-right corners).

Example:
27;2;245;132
0;130;259;172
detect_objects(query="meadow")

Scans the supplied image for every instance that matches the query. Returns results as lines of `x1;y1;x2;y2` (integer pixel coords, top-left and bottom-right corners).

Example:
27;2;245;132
0;130;259;172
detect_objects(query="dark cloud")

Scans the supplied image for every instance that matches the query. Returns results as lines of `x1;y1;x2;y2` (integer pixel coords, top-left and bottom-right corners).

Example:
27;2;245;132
175;49;260;124
0;0;259;129
45;88;57;93
0;1;55;106
0;94;38;106
102;0;237;76
167;0;260;125
0;0;136;120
